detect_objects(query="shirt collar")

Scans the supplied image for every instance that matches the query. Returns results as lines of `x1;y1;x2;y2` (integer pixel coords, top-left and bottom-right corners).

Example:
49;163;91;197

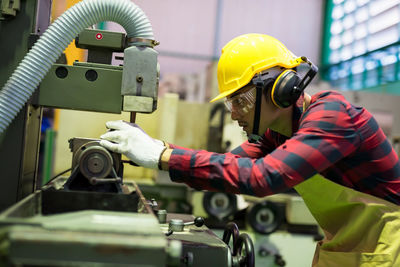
291;93;305;134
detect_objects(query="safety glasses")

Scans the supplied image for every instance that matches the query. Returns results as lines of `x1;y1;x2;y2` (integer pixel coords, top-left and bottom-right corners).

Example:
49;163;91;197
224;67;284;116
224;87;256;116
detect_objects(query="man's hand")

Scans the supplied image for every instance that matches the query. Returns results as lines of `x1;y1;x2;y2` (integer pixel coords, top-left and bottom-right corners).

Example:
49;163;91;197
100;120;166;169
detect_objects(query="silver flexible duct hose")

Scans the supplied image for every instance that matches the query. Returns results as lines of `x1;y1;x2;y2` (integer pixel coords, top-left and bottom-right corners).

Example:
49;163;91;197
0;0;154;133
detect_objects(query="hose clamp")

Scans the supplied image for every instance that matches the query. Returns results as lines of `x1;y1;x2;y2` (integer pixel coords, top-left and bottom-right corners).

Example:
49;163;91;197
127;37;160;47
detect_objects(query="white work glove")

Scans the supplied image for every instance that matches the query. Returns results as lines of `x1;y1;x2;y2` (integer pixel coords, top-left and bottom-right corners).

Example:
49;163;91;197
100;120;166;169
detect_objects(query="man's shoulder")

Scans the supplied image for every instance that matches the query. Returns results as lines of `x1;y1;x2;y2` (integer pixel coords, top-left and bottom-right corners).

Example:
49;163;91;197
306;90;369;124
311;90;345;100
309;90;353;108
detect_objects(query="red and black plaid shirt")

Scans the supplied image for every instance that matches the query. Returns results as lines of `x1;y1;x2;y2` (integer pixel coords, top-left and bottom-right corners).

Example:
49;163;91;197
168;91;400;205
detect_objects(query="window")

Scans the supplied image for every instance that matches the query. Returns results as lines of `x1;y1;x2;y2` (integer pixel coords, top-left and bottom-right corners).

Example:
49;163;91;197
321;0;400;91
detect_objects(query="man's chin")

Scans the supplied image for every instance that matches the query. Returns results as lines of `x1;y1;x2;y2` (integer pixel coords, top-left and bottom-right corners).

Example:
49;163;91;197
242;128;250;137
244;128;268;139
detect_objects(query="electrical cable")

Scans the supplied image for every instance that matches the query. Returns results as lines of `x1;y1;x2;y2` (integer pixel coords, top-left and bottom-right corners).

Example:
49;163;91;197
44;168;72;186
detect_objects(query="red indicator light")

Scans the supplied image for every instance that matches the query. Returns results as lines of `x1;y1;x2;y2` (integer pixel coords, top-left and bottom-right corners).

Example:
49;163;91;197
95;33;103;40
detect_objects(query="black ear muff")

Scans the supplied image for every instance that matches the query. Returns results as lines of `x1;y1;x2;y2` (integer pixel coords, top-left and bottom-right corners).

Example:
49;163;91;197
261;78;275;101
270;57;319;109
271;70;301;108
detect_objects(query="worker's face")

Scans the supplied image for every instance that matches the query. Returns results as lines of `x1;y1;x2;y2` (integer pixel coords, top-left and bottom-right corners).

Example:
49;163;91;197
227;85;281;136
226;85;256;135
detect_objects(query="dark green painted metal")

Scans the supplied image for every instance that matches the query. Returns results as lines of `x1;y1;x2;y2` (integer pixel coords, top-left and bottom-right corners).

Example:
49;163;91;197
0;1;37;86
19;105;42;198
320;0;334;75
42;128;55;185
76;28;125;51
0;0;43;211
0;0;21;18
38;63;123;113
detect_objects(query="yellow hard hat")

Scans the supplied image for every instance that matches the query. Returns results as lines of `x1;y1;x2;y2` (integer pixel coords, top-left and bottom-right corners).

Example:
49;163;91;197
211;34;303;103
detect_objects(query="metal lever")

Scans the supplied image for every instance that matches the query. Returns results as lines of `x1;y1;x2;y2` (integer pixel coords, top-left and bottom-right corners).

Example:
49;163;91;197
89;177;121;185
184;217;204;227
166;217;204;236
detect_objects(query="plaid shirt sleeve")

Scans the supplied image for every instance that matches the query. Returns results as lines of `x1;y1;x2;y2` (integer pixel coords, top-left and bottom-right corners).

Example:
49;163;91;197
226;129;277;158
167;96;361;197
168;129;277;157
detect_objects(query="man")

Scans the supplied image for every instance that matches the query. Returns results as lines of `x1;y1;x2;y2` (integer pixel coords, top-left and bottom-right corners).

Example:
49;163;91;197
100;34;400;266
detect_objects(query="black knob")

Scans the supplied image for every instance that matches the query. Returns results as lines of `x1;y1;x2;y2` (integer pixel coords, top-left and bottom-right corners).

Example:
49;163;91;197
194;217;204;227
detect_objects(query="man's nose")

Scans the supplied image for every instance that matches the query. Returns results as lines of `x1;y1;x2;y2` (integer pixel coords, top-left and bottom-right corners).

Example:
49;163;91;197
230;109;240;121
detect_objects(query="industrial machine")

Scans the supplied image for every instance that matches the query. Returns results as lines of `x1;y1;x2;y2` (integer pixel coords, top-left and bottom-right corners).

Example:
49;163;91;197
0;0;255;266
0;138;247;265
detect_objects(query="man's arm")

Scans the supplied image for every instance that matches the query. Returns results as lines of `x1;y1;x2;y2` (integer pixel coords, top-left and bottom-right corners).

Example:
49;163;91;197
160;130;277;171
166;100;361;196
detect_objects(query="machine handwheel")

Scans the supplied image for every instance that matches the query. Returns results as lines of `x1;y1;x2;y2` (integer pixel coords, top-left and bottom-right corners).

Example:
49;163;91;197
235;233;255;267
222;222;240;256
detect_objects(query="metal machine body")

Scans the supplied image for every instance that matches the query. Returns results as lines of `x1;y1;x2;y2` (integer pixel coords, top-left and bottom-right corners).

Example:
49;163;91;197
0;0;49;212
64;137;124;193
0;1;160;211
0;175;234;266
0;181;173;266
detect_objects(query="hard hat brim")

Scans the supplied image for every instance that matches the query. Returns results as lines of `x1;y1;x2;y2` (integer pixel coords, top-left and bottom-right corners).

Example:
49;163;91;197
210;87;239;103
